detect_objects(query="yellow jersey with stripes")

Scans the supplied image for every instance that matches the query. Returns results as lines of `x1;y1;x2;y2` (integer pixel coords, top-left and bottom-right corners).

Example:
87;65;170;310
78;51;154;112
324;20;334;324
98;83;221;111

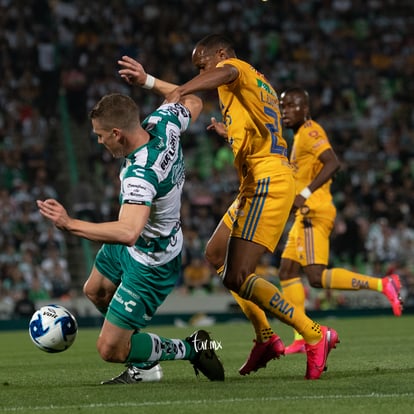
216;58;288;183
281;119;336;265
217;58;294;251
290;119;335;214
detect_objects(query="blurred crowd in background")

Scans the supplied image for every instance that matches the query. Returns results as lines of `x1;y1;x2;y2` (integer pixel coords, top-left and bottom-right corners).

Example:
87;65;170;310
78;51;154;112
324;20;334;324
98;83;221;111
1;0;414;319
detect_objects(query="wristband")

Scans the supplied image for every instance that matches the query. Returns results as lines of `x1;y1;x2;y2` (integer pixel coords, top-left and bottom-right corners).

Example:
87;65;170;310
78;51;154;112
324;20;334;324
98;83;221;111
300;187;312;199
142;74;155;89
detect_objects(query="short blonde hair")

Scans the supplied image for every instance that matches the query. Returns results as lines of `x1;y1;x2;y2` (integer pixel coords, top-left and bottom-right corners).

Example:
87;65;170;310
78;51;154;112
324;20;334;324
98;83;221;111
89;93;140;131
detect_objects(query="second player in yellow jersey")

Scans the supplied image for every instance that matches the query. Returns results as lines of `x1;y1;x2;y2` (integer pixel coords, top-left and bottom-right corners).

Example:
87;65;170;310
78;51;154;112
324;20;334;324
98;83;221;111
278;87;402;355
165;34;340;380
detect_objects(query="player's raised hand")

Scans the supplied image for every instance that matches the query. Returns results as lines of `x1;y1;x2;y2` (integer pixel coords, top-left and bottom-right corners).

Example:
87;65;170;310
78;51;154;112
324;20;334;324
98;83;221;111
207;117;228;139
36;199;71;230
118;56;148;86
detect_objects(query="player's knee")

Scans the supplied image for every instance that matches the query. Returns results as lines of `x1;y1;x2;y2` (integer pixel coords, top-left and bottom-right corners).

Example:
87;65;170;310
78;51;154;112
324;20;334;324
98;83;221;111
97;337;128;363
222;277;236;291
83;282;111;308
222;270;245;292
83;282;99;305
83;280;91;294
278;258;298;281
307;274;323;288
304;266;325;288
278;267;289;281
83;282;94;301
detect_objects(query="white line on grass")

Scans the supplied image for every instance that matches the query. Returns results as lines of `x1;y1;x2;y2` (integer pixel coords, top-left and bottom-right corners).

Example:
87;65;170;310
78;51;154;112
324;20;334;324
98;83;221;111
2;393;414;412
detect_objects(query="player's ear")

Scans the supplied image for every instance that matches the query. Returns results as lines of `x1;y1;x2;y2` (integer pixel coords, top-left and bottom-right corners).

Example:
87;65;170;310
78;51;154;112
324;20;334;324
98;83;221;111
216;48;227;59
112;128;121;139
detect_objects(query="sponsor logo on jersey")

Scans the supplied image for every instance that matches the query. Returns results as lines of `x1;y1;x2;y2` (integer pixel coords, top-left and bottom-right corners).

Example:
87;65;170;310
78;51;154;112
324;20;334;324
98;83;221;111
160;131;178;171
257;78;277;97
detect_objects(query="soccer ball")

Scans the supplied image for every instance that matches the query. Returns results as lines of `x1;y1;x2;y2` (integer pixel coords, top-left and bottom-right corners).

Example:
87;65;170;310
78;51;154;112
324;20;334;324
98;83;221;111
29;305;78;353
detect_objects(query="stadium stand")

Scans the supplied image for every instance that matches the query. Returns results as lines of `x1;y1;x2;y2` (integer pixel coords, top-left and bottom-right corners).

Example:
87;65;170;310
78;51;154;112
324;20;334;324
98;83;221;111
0;0;413;319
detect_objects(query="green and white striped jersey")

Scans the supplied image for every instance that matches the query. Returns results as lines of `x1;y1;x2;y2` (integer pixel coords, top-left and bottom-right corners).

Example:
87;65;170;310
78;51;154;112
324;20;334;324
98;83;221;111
120;102;191;266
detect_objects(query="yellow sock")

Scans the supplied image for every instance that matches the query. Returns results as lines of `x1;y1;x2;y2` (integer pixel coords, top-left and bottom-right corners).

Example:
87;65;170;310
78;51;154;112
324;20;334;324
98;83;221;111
280;277;306;312
280;277;305;341
230;291;274;342
218;265;274;342
239;273;321;344
322;268;381;291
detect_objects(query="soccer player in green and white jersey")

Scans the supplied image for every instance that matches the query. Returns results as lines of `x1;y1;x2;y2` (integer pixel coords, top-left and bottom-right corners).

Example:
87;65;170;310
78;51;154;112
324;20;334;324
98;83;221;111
37;89;224;384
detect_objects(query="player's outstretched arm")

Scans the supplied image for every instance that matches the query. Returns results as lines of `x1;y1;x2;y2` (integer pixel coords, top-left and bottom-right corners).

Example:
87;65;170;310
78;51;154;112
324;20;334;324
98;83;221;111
118;55;178;97
118;55;203;121
36;199;149;246
166;65;237;103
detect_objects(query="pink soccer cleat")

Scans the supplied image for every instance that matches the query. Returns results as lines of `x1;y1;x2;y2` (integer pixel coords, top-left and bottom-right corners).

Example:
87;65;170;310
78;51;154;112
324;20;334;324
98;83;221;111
305;326;339;380
285;338;306;355
382;274;403;316
239;334;285;375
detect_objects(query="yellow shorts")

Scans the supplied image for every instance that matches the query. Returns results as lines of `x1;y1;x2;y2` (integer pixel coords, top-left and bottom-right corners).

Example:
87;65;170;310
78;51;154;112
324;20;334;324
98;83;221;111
281;203;336;266
223;167;295;252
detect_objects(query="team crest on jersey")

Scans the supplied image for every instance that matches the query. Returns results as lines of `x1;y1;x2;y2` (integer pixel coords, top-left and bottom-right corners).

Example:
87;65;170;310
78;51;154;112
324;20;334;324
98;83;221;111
131;167;144;177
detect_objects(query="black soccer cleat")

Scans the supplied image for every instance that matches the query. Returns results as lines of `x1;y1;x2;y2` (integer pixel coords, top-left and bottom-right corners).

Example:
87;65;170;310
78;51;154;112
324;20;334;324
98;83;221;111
186;329;225;381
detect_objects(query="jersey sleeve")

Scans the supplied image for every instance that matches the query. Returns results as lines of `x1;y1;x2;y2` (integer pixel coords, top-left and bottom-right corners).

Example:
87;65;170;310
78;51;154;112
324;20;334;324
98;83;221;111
121;167;157;207
121;102;189;207
216;58;241;89
144;102;192;133
302;122;332;158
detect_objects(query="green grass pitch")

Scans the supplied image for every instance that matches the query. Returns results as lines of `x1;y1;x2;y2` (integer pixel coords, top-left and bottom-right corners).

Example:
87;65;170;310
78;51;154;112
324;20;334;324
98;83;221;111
1;315;413;414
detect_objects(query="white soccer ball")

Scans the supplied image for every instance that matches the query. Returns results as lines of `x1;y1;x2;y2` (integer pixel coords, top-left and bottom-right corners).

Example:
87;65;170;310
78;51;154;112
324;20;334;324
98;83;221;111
29;305;78;353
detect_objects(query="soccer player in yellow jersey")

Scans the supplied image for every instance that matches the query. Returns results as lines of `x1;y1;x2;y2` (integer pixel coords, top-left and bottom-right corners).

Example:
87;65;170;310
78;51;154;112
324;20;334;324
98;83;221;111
277;87;403;354
153;34;339;380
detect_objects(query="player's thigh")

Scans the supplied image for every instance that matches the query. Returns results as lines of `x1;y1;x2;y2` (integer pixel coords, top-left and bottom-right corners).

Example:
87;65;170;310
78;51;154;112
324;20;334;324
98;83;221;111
205;215;232;268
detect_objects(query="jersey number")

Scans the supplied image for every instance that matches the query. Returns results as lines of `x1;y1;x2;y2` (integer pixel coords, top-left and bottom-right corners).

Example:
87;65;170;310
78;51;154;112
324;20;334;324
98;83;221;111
264;106;281;154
